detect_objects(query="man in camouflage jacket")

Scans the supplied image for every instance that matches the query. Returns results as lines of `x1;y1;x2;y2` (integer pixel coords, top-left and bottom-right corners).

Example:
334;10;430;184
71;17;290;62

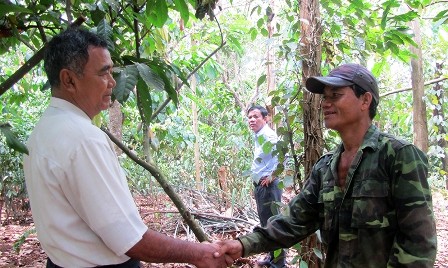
220;63;437;267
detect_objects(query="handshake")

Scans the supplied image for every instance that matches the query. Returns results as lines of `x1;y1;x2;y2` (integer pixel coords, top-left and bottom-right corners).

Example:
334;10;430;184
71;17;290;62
195;239;245;268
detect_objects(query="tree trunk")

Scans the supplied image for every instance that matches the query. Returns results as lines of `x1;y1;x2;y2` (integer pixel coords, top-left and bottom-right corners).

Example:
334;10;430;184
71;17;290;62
191;74;202;190
108;100;123;156
299;0;324;267
410;20;428;152
266;0;276;129
300;0;323;183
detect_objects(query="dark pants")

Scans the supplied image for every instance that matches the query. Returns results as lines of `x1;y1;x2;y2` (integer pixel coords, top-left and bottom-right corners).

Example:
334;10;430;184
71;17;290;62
46;258;141;268
254;179;286;267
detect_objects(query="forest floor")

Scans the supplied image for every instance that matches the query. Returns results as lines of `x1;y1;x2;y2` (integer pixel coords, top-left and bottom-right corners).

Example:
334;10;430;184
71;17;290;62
1;187;448;268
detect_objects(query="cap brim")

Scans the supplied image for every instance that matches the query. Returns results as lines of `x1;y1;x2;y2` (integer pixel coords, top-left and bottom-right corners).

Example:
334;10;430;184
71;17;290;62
305;77;354;94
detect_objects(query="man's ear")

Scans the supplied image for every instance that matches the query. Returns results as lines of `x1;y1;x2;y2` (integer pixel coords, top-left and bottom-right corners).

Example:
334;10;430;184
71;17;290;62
60;69;76;92
361;92;373;109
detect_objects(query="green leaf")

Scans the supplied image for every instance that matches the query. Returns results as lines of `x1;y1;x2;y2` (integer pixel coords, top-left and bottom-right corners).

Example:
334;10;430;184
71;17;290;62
136;78;152;124
145;59;179;105
262;141;273;154
299;259;309;268
257;18;264;28
96;19;114;51
136;63;165;91
313;247;323;260
260;28;269;36
249;28;258;41
173;0;189;24
390;11;418;23
146;0;169;28
91;7;106;26
113;65;138;104
0;123;28;155
380;5;390;29
257;74;266;87
0;4;33;17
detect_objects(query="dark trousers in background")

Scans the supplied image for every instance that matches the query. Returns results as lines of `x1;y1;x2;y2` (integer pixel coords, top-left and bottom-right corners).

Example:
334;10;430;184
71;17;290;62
254;178;286;267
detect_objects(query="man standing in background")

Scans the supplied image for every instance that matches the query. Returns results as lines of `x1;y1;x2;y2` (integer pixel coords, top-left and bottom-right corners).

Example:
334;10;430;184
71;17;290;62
247;105;285;268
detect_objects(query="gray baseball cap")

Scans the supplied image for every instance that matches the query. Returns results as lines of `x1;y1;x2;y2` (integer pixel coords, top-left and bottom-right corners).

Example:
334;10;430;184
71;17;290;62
305;63;379;104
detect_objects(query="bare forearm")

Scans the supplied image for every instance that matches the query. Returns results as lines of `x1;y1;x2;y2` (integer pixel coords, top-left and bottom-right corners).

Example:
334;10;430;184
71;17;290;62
126;229;225;267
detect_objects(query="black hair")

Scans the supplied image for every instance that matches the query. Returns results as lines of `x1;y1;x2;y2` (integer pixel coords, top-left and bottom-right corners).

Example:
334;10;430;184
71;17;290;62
352;84;378;119
44;27;108;88
247;105;268;117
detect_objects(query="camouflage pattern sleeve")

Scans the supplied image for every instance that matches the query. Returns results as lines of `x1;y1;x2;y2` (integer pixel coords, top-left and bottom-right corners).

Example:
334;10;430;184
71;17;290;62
387;142;437;267
238;160;325;257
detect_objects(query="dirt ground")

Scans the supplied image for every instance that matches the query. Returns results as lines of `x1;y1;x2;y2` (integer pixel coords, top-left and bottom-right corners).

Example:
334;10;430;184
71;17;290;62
1;189;448;268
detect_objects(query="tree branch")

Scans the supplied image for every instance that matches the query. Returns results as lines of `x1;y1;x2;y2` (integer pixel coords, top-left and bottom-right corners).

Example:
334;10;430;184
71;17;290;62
380;77;447;98
0;16;86;97
101;127;210;242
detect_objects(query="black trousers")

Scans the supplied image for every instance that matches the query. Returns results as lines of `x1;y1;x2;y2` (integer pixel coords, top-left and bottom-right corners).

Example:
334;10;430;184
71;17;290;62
254;178;286;267
46;258;141;268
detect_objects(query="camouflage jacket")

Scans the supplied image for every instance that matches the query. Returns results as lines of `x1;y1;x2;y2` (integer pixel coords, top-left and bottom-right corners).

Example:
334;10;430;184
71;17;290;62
239;125;437;267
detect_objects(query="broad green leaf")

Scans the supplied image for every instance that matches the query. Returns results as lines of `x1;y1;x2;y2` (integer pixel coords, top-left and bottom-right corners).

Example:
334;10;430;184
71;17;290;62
313;247;323;260
0;123;28;155
173;0;189;24
260;28;269;36
299;259;308;268
381;4;391;29
136;63;165;91
249;28;258;41
262;141;273;154
146;0;168;28
391;11;418;23
0;4;33;17
257;74;266;87
113;65;138;104
257;18;264;28
145;60;179;105
91;7;106;26
97;19;114;51
136;78;152;124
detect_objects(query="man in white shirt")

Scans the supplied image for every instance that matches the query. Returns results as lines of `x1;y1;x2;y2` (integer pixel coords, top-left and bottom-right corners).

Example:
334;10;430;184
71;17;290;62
23;27;230;268
247;105;285;267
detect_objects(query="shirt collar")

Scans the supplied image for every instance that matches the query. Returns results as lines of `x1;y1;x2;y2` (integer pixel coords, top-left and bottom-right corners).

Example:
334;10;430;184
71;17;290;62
49;97;92;122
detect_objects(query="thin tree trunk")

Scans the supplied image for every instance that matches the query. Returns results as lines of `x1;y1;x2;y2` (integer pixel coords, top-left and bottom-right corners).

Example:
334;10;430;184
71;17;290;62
108;100;123;155
191;74;202;190
266;0;276;128
410;19;428;152
299;0;324;267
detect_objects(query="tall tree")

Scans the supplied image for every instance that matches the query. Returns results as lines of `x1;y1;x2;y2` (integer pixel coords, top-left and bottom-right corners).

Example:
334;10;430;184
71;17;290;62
299;0;324;266
410;19;429;152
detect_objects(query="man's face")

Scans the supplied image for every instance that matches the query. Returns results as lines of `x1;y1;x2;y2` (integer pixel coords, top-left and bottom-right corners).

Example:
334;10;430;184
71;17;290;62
71;46;116;118
321;86;367;131
247;109;267;133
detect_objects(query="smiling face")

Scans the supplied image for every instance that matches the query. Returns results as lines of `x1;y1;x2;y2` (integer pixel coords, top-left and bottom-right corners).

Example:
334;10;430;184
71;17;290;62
60;46;116;119
247;109;267;133
321;86;370;132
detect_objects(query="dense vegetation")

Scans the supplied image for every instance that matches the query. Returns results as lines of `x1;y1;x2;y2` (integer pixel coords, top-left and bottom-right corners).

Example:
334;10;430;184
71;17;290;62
0;1;447;264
